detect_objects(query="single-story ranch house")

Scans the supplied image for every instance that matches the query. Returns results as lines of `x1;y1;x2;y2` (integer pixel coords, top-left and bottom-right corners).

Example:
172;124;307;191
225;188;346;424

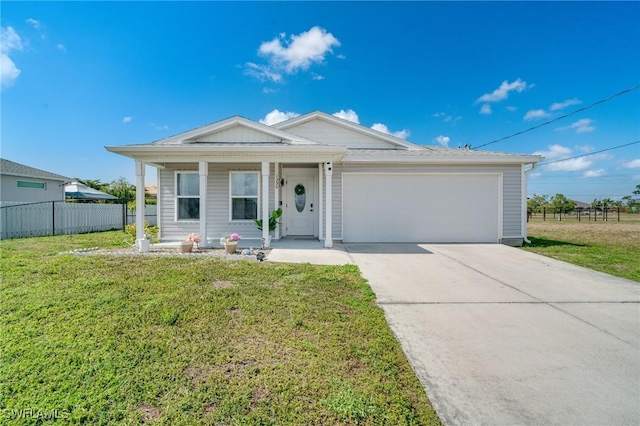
0;158;70;205
106;111;542;248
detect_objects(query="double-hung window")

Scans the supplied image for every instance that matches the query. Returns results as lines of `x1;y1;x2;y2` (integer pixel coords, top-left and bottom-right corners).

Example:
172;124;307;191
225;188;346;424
230;172;258;220
176;172;199;220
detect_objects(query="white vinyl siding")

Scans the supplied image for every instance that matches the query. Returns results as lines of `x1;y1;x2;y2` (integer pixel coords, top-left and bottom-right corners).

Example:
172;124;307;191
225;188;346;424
159;163;277;242
282;118;396;149
194;125;281;143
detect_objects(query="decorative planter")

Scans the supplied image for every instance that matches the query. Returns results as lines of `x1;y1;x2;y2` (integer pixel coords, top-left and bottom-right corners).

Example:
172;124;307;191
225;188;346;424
224;241;238;254
180;241;194;253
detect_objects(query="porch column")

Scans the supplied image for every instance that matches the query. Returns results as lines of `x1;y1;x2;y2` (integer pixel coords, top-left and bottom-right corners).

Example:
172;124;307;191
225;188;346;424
135;160;147;252
324;161;333;248
261;161;270;247
199;161;208;247
274;162;280;240
318;163;324;240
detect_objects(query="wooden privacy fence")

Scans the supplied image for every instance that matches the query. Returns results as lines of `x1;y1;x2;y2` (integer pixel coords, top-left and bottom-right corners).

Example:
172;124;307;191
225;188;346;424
0;201;157;240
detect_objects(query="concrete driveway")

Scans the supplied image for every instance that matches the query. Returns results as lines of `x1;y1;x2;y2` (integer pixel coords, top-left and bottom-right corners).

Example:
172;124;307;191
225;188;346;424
345;243;640;426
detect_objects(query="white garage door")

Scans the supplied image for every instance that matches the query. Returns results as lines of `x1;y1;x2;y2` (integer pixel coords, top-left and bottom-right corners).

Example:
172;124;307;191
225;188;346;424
342;173;501;243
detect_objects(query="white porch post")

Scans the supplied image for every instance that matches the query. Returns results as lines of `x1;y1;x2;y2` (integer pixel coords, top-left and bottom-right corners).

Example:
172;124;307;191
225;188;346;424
261;161;270;247
324;161;333;248
318;163;324;240
274;162;280;240
199;161;208;247
135;161;147;252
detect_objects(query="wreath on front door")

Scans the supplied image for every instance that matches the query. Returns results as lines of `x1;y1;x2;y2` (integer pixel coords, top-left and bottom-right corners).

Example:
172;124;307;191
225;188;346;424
294;184;305;195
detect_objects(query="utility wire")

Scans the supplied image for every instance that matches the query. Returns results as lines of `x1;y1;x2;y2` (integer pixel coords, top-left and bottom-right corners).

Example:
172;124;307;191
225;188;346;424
472;84;640;149
538;140;639;165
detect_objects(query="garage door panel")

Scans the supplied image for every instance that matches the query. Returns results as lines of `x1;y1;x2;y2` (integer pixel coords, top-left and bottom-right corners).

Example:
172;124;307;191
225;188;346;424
343;174;499;243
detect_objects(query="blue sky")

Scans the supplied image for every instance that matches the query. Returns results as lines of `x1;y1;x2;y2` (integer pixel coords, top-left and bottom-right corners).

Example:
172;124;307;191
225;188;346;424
2;1;638;202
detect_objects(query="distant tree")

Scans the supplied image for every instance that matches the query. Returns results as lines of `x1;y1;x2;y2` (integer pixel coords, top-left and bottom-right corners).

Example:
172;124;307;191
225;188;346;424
550;193;576;212
527;194;549;213
106;177;136;200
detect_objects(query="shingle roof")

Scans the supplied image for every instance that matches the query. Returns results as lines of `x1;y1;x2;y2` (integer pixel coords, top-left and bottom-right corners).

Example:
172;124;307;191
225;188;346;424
0;158;70;182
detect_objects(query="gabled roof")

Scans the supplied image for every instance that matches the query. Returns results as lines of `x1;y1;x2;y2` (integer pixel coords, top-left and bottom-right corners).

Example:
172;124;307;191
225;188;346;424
0;158;70;182
128;116;323;147
274;110;422;150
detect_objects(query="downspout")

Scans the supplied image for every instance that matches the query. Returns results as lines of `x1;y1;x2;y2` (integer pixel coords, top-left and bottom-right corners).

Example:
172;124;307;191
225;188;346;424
522;162;537;244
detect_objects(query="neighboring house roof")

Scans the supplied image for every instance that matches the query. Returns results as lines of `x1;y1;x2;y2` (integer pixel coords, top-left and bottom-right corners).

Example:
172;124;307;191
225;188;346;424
574;200;591;208
105;112;543;165
0;158;70;182
65;182;118;200
145;184;158;196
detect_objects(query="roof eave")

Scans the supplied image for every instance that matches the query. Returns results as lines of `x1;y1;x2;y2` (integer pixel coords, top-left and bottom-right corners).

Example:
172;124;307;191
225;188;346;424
343;155;543;164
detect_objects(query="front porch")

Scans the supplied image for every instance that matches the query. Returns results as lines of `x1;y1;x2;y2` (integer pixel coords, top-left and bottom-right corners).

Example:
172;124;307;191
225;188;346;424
133;160;338;251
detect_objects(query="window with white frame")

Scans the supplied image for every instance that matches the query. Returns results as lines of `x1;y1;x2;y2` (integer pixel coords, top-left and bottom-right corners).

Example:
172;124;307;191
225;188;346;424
230;172;258;220
176;172;199;220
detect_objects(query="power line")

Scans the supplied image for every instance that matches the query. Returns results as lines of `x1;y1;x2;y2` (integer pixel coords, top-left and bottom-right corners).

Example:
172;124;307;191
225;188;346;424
472;84;640;149
539;140;640;165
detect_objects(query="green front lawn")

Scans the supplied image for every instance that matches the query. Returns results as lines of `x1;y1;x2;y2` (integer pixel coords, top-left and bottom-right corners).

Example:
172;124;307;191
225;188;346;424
0;232;439;425
523;221;640;282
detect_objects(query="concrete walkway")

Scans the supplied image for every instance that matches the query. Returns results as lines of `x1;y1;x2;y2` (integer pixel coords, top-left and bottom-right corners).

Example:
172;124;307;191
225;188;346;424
345;243;640;426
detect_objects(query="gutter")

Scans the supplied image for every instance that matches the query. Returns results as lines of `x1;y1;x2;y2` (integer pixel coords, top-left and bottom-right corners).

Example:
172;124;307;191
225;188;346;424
522;162;538;244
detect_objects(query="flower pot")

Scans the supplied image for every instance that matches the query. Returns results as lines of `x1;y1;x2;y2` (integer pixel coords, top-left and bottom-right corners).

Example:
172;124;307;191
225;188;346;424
180;241;193;253
224;241;238;254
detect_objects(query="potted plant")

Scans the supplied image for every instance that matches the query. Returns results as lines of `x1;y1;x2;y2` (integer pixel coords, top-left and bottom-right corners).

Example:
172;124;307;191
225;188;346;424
220;232;242;254
254;208;282;246
181;233;201;253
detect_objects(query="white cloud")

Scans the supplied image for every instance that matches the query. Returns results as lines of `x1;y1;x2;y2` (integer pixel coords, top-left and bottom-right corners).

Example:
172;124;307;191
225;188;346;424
583;169;605;178
311;73;325;81
259;109;300;126
1;26;23;90
258;26;340;73
333;109;359;124
533;144;572;160
151;123;168;130
435;135;450;147
506;106;517;112
56;43;66;52
371;123;409;140
524;109;550;121
123;116;133;123
479;104;492;115
262;87;276;94
244;62;282;83
550;98;581;111
477;78;531;103
556;118;595;134
545;158;593;172
25;18;40;29
433;111;456;122
623;159;640;169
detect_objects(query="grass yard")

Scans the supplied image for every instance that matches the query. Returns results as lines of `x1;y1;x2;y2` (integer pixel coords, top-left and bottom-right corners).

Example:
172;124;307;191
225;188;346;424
523;220;640;282
0;231;440;425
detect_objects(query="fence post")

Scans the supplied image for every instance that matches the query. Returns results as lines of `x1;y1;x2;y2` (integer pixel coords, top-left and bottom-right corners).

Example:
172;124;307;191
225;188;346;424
122;200;127;232
52;201;56;236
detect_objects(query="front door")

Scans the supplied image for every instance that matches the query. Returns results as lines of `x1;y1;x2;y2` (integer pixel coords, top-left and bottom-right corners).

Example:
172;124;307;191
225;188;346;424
285;175;316;235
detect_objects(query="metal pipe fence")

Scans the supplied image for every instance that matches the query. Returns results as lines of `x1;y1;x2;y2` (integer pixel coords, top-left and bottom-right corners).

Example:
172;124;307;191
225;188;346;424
527;207;623;222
